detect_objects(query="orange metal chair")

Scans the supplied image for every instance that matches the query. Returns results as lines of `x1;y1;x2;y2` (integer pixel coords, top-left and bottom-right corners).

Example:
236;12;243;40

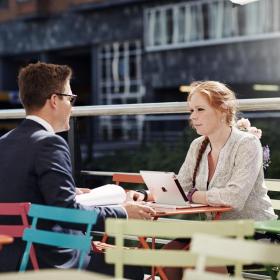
97;173;145;246
112;173;144;185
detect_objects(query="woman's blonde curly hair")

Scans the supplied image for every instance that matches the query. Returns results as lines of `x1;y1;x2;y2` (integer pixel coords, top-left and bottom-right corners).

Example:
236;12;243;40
188;81;237;126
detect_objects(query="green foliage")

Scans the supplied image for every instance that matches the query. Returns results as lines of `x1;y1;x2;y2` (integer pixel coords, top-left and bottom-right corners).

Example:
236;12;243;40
86;118;280;180
252;119;280;179
87;128;197;175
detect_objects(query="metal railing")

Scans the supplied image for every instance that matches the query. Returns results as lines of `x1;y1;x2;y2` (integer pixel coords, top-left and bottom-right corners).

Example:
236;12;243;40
0;98;280;119
1;98;280;179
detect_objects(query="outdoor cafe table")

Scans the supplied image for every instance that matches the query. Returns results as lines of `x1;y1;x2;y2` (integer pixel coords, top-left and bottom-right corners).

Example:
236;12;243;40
152;205;232;220
0;234;14;250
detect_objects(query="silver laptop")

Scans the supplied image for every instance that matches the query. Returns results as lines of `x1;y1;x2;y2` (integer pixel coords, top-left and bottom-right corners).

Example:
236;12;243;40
140;170;190;208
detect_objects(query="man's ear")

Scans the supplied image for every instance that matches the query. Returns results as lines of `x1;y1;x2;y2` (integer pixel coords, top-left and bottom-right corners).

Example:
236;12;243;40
48;94;57;109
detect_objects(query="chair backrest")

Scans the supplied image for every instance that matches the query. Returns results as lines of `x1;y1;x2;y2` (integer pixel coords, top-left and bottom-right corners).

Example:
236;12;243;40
112;173;144;185
189;233;280;278
105;218;255;278
0;202;30;237
265;179;280;211
19;204;98;272
0;202;39;270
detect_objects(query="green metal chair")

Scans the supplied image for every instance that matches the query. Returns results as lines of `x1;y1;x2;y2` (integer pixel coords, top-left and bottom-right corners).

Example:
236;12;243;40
19;204;98;271
105;218;255;280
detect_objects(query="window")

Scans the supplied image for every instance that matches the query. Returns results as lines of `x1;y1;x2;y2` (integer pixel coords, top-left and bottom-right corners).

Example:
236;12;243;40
98;40;145;142
145;0;280;51
0;0;8;9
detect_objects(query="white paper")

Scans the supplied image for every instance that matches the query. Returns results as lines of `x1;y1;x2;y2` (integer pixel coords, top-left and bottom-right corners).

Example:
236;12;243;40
76;184;126;206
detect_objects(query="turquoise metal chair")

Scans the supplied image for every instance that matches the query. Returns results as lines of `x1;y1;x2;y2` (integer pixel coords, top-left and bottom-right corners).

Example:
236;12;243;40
19;204;98;271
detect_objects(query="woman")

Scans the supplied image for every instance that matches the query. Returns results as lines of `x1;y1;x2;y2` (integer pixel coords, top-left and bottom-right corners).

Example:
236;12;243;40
177;81;276;220
134;81;276;220
132;81;277;279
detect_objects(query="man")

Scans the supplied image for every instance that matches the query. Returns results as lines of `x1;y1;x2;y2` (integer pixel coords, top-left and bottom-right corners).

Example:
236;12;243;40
0;62;154;277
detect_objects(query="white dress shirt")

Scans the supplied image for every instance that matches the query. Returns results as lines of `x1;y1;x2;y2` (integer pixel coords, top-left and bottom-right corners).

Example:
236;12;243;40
26;115;54;134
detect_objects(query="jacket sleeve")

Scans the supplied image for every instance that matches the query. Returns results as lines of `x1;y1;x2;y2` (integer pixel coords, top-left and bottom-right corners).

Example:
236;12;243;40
35;134;126;231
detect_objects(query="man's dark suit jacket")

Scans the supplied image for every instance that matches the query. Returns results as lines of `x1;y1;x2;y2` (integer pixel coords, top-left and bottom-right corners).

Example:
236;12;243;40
0;119;126;271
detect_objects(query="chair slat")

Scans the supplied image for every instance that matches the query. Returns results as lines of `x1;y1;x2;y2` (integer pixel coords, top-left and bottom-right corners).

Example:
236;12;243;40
23;229;92;251
265;179;280;192
106;248;251;267
28;204;98;224
184;270;244;280
105;219;254;238
271;199;280;211
265;179;280;211
0;225;25;237
0;202;30;216
191;233;280;265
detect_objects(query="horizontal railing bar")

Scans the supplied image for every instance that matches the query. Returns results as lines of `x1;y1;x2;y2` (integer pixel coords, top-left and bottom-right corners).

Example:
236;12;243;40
0;98;280;119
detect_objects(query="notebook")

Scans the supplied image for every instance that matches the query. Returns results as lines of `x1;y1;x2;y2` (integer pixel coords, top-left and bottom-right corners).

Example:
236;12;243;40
139;170;204;210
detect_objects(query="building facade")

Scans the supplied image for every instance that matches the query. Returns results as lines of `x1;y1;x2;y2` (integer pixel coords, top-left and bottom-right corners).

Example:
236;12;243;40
0;0;280;154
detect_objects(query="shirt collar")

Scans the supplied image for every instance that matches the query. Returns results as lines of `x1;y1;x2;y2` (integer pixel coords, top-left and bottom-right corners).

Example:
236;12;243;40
26;115;55;134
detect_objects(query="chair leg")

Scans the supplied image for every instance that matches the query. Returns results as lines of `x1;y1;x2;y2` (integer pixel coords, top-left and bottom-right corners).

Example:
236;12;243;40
30;245;39;270
19;242;32;272
78;251;87;270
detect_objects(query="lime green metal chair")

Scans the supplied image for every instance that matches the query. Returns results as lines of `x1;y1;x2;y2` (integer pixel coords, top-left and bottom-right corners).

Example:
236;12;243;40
265;179;280;213
253;179;280;237
105;218;255;279
245;179;280;279
19;204;98;271
186;233;280;280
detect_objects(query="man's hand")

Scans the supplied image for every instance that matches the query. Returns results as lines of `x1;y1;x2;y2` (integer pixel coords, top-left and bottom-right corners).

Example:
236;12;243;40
123;202;155;220
76;188;91;195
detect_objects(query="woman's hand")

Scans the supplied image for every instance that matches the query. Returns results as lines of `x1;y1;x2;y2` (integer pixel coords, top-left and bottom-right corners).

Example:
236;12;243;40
126;190;145;201
126;190;154;202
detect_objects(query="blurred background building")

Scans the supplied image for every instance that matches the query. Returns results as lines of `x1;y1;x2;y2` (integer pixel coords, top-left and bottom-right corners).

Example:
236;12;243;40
0;0;280;177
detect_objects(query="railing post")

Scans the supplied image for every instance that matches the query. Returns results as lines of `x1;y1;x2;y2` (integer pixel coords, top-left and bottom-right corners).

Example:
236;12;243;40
89;44;99;162
68;117;82;185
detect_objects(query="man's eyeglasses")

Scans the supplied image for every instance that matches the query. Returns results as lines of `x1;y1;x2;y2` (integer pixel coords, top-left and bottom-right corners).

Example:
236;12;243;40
55;93;77;105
